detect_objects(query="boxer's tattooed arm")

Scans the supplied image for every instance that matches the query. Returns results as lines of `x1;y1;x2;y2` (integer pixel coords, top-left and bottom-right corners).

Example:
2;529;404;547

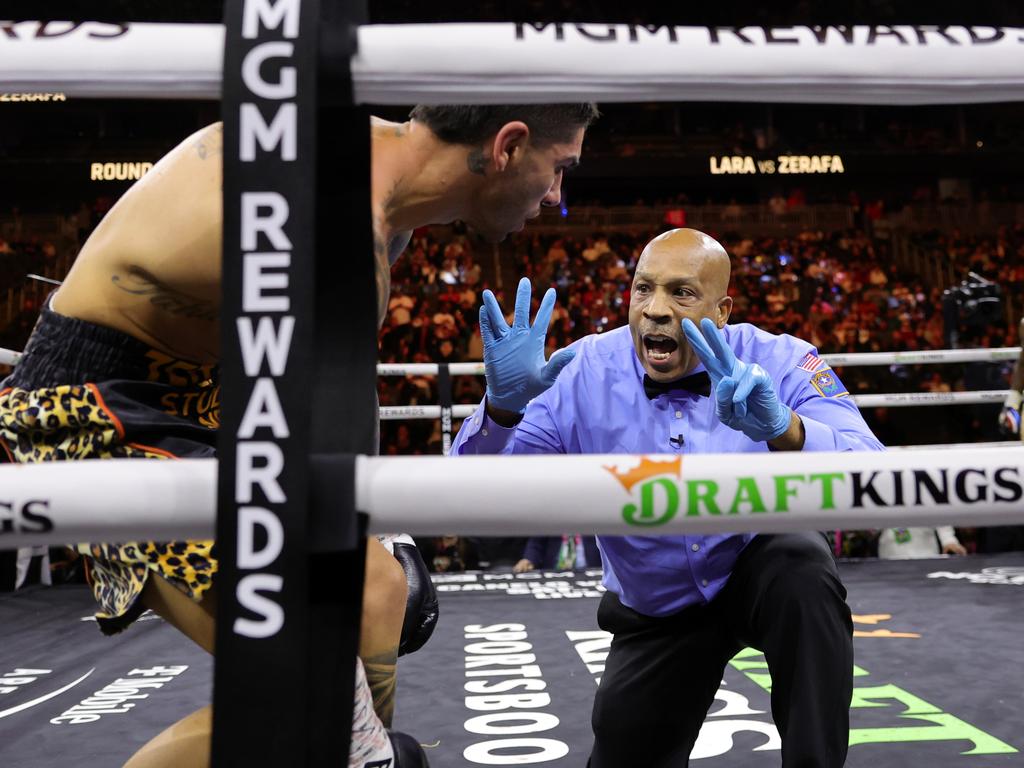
370;116;407;140
372;192;412;327
373;233;390;328
362;649;398;728
389;231;412;263
373;232;412;327
111;271;219;321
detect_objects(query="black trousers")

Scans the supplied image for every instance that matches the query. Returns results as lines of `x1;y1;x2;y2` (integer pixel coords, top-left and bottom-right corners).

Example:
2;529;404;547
588;533;853;768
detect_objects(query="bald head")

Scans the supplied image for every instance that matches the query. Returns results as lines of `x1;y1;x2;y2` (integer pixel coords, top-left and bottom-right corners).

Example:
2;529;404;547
628;228;734;381
638;229;731;299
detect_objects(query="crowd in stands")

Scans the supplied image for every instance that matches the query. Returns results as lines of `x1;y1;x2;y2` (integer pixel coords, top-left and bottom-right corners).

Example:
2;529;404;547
0;200;107;362
0;235;61;355
915;226;1024;297
0;234;60;292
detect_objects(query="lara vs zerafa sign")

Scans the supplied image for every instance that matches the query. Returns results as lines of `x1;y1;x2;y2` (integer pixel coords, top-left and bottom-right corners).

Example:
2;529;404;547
709;155;845;175
0;92;66;101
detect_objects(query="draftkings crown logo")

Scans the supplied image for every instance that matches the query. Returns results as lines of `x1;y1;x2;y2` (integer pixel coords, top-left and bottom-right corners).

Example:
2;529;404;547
603;456;682;526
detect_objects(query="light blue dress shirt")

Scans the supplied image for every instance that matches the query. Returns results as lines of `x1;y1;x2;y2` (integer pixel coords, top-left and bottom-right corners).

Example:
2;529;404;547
452;323;884;617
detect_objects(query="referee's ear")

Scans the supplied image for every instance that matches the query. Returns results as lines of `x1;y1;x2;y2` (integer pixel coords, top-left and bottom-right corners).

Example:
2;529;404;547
715;295;733;328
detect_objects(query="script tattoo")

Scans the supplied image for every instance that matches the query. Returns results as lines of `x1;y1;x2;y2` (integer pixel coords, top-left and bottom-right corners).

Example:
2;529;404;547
467;147;488;175
111;271;219;321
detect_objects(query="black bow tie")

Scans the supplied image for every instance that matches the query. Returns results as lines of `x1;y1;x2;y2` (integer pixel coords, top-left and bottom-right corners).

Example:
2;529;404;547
643;371;712;400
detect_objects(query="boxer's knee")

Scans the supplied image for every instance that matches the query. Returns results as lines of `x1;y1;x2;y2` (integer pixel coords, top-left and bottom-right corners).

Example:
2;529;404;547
123;705;212;768
360;540;405;727
363;537;407;622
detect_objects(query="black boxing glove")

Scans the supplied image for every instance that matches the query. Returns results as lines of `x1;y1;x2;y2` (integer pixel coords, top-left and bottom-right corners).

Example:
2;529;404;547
390;537;439;656
388;730;430;768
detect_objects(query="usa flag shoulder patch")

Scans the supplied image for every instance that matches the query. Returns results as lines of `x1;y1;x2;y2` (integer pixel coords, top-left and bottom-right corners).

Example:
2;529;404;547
797;352;824;372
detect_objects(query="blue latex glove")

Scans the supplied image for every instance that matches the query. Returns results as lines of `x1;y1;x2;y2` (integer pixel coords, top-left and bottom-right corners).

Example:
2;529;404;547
681;317;792;442
480;277;576;414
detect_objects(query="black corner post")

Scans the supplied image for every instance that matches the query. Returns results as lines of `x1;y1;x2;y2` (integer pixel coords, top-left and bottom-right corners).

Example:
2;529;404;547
217;0;373;764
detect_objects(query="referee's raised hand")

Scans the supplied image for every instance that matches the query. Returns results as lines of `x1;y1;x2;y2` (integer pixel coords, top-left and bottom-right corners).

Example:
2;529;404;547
480;277;575;416
682;317;792;443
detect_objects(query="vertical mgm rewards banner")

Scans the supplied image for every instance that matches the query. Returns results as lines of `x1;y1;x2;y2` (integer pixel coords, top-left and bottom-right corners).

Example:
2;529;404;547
217;0;374;762
217;0;322;762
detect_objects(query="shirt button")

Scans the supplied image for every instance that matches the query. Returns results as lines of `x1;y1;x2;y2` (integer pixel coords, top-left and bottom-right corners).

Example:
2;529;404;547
674;410;683;419
481;428;489;437
691;543;700;552
475;417;480;425
701;579;709;587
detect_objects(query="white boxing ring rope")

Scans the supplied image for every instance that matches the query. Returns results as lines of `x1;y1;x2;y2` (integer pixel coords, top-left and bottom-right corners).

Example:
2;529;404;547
4;346;1021;415
0;447;1022;550
893;440;1022;451
374;348;1024;373
377;392;1015;422
2;347;23;366
379;347;1024;416
5;22;1024;105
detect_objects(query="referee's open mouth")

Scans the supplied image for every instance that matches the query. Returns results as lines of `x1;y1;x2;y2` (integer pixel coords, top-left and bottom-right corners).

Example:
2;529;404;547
642;333;680;371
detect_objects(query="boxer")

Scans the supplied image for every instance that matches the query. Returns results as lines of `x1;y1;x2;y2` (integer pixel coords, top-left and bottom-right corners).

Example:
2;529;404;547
0;103;597;767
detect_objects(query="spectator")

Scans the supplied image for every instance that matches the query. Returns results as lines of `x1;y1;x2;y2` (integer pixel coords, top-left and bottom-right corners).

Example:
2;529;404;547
514;535;602;572
877;527;967;559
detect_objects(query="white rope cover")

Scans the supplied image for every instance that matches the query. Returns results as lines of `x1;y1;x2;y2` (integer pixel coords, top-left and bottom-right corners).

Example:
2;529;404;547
381;404;478;421
4;22;1024;104
4;345;1014;416
3;347;1019;372
0;458;216;549
377;391;1011;420
377;362;485;377
1;448;1021;549
892;440;1022;450
1;22;224;99
821;347;1021;367
851;390;1010;407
